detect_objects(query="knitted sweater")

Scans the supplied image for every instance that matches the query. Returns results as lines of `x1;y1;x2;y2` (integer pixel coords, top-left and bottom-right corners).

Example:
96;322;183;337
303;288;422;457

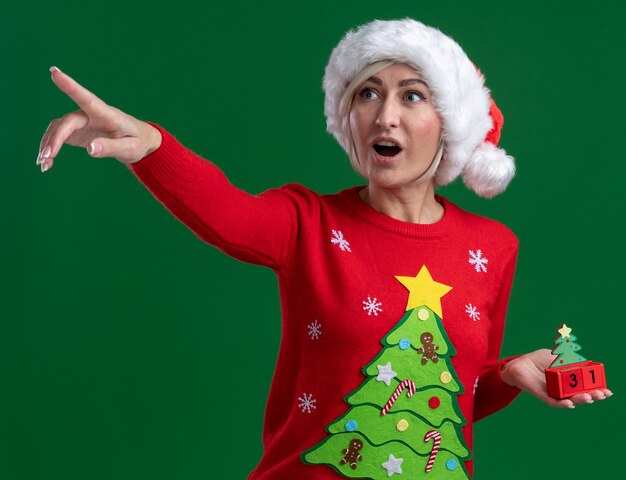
128;122;521;479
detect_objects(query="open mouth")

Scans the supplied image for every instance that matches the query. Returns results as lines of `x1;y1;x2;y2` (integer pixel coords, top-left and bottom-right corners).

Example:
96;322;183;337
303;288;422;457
373;142;402;157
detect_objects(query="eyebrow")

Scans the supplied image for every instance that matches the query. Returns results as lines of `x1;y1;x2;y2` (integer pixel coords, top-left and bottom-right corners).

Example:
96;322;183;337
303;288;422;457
366;76;429;87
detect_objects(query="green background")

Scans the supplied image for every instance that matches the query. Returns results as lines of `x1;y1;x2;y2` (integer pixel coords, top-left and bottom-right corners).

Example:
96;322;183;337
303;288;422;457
4;0;624;478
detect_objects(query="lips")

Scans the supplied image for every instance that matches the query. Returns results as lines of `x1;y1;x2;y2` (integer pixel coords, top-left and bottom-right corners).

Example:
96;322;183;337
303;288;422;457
374;144;402;156
371;138;403;157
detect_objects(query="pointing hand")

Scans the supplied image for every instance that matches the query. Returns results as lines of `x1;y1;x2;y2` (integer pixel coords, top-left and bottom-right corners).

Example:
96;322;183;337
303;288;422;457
37;66;162;172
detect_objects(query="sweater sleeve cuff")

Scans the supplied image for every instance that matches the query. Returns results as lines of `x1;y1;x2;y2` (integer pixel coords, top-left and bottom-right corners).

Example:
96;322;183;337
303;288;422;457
499;355;522;391
127;122;191;182
474;356;522;422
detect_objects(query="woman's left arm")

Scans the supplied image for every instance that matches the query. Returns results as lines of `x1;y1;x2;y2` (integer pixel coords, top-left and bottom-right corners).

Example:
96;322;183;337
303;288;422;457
474;235;612;412
500;349;613;408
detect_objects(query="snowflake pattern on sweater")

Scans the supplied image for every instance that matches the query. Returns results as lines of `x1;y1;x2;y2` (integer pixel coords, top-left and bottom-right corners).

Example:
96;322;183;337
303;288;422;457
331;229;351;252
298;393;317;414
362;296;383;316
307;320;322;340
465;303;480;321
468;249;488;272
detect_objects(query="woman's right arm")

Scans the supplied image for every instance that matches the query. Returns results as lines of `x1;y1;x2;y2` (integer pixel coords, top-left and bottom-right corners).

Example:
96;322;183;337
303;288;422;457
39;67;301;269
127;122;302;268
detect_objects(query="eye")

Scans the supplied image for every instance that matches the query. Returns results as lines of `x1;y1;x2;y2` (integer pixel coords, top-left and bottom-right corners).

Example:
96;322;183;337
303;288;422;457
357;88;379;100
404;90;425;103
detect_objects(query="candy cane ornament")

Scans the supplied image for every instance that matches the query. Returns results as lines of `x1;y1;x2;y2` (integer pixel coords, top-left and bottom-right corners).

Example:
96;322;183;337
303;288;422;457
424;429;442;472
381;379;416;416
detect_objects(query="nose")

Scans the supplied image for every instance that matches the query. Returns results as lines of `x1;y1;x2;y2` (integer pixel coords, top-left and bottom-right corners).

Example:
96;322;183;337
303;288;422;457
375;97;400;129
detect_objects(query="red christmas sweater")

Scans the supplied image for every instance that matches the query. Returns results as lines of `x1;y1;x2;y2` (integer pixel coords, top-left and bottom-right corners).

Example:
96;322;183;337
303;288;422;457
129;122;521;479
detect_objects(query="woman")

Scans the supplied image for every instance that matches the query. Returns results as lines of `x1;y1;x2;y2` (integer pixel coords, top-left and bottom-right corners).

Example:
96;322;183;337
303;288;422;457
37;18;610;480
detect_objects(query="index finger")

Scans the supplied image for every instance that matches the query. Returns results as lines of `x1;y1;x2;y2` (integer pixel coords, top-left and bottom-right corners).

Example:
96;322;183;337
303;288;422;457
49;66;108;116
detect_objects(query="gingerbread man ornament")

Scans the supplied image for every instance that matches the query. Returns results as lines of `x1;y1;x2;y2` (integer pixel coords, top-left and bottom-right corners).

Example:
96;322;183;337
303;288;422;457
417;332;439;365
340;438;363;469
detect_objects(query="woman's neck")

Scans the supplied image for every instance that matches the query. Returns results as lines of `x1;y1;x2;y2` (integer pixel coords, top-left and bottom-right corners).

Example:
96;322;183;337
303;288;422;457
359;183;444;224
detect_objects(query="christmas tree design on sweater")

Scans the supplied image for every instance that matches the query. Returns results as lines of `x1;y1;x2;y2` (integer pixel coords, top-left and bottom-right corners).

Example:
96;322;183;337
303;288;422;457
302;265;471;479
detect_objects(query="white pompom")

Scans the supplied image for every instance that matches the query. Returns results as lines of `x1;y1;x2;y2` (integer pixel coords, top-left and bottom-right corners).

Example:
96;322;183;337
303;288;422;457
462;143;515;198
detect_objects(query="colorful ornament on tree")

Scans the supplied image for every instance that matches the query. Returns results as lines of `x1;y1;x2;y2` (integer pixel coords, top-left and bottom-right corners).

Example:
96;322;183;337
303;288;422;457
341;439;364;469
417;332;439;364
381;379;417;416
302;265;471;479
424;429;442;472
382;454;404;476
345;420;358;432
544;324;607;399
376;362;397;386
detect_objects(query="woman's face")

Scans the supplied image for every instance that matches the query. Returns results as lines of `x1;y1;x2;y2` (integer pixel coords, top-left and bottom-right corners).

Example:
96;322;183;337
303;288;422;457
349;63;442;190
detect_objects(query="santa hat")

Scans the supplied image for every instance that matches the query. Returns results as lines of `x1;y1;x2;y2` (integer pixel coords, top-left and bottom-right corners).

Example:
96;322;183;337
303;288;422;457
323;18;515;198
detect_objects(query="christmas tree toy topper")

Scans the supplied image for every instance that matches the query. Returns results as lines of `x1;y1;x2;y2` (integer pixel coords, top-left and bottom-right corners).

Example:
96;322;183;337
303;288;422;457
544;324;607;399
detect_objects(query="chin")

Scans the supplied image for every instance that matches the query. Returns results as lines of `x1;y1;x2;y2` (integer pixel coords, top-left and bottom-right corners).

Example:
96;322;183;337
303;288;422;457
368;171;436;192
368;177;411;190
365;167;415;187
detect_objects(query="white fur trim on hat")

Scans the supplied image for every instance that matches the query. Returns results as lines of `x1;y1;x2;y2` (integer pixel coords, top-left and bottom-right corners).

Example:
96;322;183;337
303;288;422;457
462;143;515;198
323;18;515;197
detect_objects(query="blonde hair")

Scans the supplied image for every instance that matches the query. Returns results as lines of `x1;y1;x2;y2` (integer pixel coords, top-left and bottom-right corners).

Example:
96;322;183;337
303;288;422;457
339;60;396;170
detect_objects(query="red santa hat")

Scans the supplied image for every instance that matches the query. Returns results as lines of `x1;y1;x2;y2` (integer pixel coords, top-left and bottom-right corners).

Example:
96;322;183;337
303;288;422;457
323;18;515;198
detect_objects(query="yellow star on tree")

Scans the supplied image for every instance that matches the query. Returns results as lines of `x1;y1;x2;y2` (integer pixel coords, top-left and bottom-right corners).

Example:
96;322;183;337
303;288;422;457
558;324;572;338
395;265;452;316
